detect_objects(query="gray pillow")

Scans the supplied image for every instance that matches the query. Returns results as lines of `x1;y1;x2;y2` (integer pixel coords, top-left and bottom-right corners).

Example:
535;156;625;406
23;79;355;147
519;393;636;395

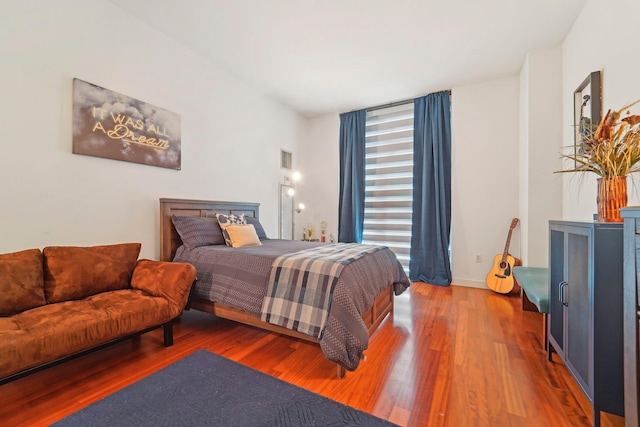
171;215;225;249
246;216;268;240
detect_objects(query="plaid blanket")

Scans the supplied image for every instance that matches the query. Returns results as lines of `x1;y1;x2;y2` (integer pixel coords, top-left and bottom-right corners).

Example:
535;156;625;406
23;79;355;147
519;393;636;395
260;243;384;339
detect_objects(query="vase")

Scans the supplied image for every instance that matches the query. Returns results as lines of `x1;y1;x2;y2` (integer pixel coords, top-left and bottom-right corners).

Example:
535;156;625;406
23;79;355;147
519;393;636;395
597;176;628;222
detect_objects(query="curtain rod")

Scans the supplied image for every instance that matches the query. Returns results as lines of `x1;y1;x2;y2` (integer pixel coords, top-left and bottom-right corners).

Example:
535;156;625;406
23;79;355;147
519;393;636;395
366;99;413;112
352;89;452;113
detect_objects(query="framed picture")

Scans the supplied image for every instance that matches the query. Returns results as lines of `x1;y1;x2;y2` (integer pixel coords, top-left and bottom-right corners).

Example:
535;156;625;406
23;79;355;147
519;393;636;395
72;78;182;170
573;71;602;162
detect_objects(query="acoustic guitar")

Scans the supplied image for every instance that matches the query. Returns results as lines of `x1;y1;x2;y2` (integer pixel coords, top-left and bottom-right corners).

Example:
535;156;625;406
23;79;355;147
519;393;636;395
486;218;520;294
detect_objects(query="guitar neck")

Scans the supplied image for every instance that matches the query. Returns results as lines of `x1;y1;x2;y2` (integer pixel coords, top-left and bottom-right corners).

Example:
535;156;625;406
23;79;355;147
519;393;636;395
501;229;514;262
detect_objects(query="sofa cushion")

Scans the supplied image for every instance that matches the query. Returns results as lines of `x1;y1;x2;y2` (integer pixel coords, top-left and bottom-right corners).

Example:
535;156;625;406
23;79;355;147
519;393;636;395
0;289;175;379
0;249;45;316
130;259;196;312
0;317;19;331
43;243;141;303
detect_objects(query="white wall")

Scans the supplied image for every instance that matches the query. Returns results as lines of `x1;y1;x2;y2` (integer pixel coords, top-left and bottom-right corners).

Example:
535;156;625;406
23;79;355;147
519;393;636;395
450;77;521;287
296;113;340;241
519;55;530;266
562;0;640;219
518;46;564;268
0;0;305;259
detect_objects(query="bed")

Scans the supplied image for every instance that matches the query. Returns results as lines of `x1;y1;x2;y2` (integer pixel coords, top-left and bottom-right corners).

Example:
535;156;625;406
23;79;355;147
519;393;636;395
159;198;410;377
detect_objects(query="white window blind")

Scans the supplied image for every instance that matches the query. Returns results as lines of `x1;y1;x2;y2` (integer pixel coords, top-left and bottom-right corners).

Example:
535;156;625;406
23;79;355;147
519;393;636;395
363;103;414;272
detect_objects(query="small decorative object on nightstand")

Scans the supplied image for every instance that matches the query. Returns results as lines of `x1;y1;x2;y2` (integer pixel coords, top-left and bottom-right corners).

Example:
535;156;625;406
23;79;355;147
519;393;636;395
320;221;328;242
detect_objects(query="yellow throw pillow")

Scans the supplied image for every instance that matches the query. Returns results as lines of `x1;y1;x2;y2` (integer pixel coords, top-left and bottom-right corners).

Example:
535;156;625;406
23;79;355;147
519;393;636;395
225;224;262;248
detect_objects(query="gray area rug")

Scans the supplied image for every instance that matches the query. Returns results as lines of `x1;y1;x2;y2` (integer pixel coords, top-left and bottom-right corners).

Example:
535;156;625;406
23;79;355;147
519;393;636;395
54;349;397;426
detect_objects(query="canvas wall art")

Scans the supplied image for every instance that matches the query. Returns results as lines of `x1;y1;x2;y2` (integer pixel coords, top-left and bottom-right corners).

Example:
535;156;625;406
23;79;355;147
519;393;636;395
72;78;181;170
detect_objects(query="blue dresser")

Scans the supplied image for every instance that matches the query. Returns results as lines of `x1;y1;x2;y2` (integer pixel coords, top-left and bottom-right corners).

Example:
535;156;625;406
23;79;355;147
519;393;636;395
548;220;624;427
621;207;640;427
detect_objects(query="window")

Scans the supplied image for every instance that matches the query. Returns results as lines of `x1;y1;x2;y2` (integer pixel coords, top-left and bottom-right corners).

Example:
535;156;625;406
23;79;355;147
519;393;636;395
363;103;414;271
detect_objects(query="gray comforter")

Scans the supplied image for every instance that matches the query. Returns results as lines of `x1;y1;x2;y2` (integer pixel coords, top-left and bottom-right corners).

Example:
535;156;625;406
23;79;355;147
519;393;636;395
174;239;410;371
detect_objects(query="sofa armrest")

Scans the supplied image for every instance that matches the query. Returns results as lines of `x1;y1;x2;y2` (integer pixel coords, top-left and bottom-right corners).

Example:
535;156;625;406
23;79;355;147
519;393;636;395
130;259;196;313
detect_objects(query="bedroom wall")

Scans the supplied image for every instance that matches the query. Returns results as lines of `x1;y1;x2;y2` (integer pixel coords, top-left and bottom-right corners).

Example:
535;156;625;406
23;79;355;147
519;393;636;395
295;113;340;241
562;0;640;219
518;46;564;268
0;0;305;259
450;77;521;288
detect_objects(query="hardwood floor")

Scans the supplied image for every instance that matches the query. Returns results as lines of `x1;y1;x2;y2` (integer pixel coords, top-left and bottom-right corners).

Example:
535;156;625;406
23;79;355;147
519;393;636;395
0;283;625;426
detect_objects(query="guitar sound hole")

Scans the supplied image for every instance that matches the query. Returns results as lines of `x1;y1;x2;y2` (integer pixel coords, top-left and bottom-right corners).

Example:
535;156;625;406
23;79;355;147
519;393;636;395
499;262;507;269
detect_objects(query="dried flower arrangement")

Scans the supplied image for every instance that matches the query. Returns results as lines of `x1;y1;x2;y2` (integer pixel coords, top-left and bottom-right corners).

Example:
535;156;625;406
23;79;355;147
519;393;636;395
558;100;640;177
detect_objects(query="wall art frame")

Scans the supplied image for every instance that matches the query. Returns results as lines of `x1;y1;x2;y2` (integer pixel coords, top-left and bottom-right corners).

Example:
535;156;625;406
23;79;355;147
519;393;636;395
573;71;602;164
72;78;182;170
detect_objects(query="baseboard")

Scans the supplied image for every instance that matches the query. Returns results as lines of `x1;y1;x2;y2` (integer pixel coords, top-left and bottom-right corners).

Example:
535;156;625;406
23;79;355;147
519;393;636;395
451;278;486;289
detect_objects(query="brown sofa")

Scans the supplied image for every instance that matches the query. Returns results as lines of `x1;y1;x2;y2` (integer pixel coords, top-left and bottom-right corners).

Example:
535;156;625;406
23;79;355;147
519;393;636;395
0;243;196;384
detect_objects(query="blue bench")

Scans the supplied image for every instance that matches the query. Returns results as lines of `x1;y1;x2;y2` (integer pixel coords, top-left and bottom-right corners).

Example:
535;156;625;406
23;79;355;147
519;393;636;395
512;266;549;350
512;267;549;314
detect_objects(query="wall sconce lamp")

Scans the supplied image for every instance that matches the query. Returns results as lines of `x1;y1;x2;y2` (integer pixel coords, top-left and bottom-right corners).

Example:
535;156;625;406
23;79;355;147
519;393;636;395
291;171;305;213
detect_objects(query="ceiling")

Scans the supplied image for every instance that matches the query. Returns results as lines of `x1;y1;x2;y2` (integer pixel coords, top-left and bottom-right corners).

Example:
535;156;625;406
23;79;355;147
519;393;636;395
108;0;586;117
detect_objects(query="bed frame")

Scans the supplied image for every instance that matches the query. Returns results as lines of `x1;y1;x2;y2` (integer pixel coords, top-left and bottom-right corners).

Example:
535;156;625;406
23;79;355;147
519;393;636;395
159;198;394;377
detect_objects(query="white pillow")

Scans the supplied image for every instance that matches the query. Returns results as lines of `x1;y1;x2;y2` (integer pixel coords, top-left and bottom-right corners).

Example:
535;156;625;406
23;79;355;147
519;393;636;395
225;224;262;248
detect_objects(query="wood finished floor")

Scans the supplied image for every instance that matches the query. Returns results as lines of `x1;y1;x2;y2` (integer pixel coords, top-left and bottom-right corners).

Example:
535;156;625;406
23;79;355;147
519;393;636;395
0;283;625;427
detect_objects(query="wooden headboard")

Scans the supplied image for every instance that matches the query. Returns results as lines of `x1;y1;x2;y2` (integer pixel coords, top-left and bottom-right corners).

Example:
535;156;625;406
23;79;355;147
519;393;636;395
159;198;260;262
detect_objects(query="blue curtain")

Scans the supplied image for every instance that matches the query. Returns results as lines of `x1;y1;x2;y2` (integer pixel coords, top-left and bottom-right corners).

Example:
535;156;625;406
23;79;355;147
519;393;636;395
338;109;367;243
410;91;452;286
